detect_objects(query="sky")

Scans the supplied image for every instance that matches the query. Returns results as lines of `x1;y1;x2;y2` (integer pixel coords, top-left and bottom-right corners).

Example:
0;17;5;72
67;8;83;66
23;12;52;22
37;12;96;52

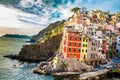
0;0;120;36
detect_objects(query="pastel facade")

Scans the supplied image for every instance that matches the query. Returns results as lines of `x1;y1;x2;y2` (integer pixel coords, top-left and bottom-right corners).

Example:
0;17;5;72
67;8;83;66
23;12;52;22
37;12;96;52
61;9;109;61
80;35;89;60
105;25;115;34
95;30;103;37
88;38;99;60
98;38;107;59
87;25;98;36
97;38;103;59
116;23;120;34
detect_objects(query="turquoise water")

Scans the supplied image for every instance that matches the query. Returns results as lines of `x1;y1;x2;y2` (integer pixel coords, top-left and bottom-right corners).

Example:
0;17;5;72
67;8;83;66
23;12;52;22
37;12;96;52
0;37;54;80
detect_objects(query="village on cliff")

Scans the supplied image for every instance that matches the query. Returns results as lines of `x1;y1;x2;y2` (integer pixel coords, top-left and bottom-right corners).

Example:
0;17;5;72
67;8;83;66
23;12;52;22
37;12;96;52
32;7;120;79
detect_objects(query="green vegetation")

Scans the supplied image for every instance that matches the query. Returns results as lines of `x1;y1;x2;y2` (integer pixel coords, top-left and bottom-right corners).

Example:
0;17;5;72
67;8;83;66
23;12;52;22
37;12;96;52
112;70;120;73
106;49;119;59
43;22;64;40
71;7;79;13
60;60;69;71
30;21;65;42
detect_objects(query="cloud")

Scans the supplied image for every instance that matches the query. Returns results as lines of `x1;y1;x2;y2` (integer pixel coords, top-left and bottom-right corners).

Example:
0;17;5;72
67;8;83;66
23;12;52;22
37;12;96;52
0;5;46;35
0;0;120;35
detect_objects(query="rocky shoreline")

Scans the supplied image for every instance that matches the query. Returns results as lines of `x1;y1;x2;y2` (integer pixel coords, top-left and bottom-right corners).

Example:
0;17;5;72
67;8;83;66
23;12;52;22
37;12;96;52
33;68;82;76
3;54;45;63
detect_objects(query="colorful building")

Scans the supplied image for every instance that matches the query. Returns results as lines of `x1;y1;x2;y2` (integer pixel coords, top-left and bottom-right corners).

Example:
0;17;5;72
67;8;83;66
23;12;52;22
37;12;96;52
61;26;82;59
105;25;115;35
88;38;99;60
102;40;107;54
80;35;89;60
87;25;98;36
60;8;109;61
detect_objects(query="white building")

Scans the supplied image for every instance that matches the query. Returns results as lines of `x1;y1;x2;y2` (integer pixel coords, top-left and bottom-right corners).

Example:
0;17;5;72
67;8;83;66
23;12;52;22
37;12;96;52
92;36;107;59
87;24;98;36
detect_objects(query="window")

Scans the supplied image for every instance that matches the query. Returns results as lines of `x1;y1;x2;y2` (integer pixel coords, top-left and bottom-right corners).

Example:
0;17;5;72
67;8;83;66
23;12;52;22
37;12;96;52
74;43;76;46
95;32;96;34
86;40;88;42
79;43;81;46
91;48;93;51
69;42;72;46
82;49;84;52
69;48;71;51
75;37;77;40
99;50;101;52
83;40;85;42
94;48;96;51
74;48;76;52
78;49;81;52
86;50;87;52
70;36;72;40
92;42;94;45
86;44;87;47
92;32;94;35
83;44;85;47
80;37;81;41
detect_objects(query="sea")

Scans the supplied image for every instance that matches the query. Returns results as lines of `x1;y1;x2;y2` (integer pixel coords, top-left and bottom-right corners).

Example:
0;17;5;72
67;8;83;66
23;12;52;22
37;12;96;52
0;37;54;80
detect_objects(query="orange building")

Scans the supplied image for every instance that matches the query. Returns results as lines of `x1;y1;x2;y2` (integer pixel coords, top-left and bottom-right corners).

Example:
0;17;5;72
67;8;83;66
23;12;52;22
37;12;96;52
62;27;82;59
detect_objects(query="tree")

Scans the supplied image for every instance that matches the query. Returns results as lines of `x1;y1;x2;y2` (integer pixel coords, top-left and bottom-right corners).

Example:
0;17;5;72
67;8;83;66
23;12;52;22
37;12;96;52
71;7;80;14
106;50;119;59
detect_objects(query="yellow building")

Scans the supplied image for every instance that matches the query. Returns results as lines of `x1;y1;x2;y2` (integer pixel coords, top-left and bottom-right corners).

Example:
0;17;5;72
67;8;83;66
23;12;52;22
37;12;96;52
80;35;89;61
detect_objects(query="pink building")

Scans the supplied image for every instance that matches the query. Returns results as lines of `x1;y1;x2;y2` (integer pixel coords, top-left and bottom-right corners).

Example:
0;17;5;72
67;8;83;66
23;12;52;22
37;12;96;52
106;25;115;33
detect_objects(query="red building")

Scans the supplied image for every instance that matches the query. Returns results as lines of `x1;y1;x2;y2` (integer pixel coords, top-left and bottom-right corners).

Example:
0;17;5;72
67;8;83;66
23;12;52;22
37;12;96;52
77;14;83;24
102;40;107;54
63;28;82;59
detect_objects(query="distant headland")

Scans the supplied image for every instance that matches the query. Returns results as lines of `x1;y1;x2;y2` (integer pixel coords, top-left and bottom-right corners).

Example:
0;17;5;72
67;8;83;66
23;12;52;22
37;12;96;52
2;34;32;39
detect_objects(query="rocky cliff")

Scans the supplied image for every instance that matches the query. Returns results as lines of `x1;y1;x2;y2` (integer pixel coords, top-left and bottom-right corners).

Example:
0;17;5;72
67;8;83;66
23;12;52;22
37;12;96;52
18;21;64;61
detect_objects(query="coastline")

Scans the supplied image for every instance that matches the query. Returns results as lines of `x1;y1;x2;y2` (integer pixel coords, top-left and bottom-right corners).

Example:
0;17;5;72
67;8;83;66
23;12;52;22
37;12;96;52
3;54;46;63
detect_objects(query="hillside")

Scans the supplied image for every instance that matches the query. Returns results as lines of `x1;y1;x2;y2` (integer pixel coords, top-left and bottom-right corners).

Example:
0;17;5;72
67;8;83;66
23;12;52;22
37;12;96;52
18;21;64;61
30;20;65;42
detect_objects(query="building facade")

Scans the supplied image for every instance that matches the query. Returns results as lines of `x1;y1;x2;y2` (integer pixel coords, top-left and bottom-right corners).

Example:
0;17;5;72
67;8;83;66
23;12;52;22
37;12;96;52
62;27;82;59
88;38;99;60
80;35;89;60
